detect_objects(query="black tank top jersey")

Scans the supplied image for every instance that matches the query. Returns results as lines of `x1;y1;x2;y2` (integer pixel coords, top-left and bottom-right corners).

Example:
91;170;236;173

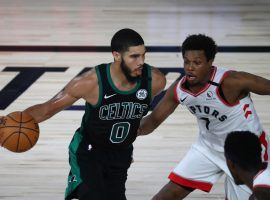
80;63;152;149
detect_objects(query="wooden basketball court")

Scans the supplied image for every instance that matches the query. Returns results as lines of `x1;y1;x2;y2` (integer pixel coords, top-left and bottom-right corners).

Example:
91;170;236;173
0;0;270;199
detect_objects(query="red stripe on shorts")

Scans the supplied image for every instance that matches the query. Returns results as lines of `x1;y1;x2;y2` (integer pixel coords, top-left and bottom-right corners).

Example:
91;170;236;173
168;172;213;192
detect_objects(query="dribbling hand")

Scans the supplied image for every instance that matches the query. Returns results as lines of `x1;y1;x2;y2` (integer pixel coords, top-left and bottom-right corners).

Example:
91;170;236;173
0;116;7;145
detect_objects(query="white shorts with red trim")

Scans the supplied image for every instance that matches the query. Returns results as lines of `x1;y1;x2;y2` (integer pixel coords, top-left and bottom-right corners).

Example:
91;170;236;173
168;138;252;200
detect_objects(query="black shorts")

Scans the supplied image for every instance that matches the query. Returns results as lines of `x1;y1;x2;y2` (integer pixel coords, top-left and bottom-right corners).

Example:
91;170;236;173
65;131;133;200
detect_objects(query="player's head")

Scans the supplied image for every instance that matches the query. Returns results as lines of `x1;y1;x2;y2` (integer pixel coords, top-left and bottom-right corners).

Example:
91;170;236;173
181;34;217;87
224;131;262;185
111;28;144;53
182;34;217;61
111;28;146;83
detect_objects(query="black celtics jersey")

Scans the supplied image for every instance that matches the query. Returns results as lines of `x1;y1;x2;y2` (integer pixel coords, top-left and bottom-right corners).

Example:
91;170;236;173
80;63;152;149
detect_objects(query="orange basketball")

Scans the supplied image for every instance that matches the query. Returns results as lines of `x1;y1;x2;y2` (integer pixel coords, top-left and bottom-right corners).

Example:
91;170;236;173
0;111;39;153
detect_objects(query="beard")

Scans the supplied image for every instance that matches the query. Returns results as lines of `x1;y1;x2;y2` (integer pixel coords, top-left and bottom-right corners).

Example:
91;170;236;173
120;59;141;83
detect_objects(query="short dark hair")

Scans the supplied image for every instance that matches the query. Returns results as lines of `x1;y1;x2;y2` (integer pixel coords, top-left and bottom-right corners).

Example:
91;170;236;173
181;34;217;61
111;28;144;53
224;131;262;172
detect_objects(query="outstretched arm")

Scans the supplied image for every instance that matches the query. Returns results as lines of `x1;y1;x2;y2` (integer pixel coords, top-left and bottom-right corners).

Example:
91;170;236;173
222;71;270;104
24;89;78;123
138;80;179;135
24;69;97;123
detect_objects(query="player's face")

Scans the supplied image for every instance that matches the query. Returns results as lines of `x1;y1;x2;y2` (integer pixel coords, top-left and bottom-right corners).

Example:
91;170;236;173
120;45;146;83
183;50;213;87
226;158;244;185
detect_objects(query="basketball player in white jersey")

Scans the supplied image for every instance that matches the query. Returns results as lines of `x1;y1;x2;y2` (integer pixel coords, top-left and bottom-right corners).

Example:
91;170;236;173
225;131;270;200
138;34;270;199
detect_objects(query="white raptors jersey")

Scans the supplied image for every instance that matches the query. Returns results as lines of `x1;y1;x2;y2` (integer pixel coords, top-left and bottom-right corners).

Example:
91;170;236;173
253;163;270;189
174;66;264;152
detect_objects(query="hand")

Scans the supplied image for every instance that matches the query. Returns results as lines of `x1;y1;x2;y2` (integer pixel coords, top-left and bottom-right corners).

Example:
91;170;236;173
0;116;4;123
0;116;6;145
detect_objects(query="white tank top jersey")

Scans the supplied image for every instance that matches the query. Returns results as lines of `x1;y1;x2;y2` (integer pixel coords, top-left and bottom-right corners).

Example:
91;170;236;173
174;66;264;152
253;163;270;189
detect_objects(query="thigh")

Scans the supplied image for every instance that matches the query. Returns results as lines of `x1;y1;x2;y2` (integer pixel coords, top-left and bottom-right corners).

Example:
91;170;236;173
169;144;224;192
105;162;131;200
105;149;133;200
78;147;109;200
225;176;252;200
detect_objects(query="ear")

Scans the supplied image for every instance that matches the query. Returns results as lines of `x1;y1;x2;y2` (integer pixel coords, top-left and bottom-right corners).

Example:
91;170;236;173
112;51;121;62
227;159;234;168
226;158;236;172
208;58;214;66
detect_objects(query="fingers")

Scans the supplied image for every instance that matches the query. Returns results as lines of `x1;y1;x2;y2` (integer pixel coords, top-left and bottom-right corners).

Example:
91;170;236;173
0;116;6;145
0;116;6;128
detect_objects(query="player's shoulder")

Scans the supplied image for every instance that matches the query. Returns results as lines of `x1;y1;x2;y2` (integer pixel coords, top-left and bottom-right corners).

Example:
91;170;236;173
148;64;166;84
80;63;108;78
144;63;164;79
76;67;97;83
222;68;252;81
144;63;166;97
222;69;256;90
68;66;99;95
220;69;245;85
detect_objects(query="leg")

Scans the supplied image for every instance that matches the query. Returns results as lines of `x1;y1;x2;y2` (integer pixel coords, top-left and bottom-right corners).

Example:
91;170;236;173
152;143;224;200
76;148;106;200
152;181;193;200
106;170;128;200
105;147;133;200
65;131;84;200
76;182;105;200
65;133;107;200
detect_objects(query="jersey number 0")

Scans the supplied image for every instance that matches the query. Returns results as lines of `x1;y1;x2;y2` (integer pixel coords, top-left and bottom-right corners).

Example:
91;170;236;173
110;122;131;143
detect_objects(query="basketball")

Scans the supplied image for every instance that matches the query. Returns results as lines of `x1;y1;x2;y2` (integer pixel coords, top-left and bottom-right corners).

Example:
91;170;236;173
0;111;39;153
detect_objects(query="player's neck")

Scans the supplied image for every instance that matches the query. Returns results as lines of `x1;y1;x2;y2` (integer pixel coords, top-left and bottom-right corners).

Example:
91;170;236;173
242;170;260;190
110;62;137;90
184;79;209;94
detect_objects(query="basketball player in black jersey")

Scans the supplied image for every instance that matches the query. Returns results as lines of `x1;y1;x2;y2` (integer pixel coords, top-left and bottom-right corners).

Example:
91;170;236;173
0;28;166;200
